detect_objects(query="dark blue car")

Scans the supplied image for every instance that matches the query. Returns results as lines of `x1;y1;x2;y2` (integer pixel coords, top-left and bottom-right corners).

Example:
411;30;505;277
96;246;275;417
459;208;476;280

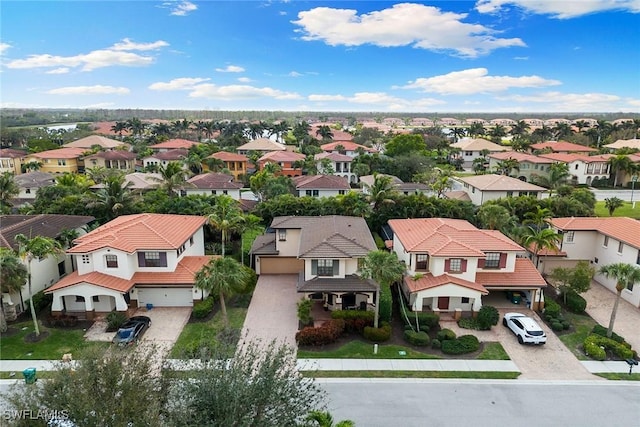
112;316;151;345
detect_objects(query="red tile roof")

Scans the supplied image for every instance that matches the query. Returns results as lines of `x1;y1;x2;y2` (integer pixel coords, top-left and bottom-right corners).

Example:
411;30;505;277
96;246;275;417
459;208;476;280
488;151;551;164
148;149;188;161
186;173;243;189
320;141;377;153
456;174;546;192
531;141;596;153
314;152;353;162
293;174;350;190
475;258;547;288
68;213;207;254
150;139;199;150
84;151;137;161
0;148;27;158
404;274;488;294
46;270;134;293
550;217;640;249
539;153;611;163
259;151;305;162
29;147;86;159
208;151;248;162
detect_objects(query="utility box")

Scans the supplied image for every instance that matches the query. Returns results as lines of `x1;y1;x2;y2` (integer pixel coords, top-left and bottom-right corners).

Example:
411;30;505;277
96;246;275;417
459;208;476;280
23;368;37;384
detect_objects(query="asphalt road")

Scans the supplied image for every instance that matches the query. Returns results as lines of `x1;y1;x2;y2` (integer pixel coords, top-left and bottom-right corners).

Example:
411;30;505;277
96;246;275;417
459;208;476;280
319;379;640;427
590;188;638;202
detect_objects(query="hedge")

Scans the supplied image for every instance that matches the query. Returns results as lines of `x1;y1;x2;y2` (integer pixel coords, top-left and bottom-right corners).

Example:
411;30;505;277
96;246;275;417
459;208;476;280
26;291;53;314
193;296;215;319
363;322;392;342
564;291;587;314
544;298;561;318
296;319;346;346
583;334;634;360
441;335;480;355
379;286;392;323
437;328;456;341
411;312;440;330
477;306;499;330
591;325;626;344
331;310;374;334
403;330;430;346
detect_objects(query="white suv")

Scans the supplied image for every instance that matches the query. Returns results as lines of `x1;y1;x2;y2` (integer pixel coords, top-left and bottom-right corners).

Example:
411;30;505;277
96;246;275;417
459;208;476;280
503;313;547;345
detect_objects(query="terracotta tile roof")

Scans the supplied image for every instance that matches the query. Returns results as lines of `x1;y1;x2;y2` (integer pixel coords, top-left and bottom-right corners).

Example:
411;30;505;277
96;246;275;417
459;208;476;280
450;138;511;152
488;151;552;164
314;152;353;162
208;151;248;162
84;151;137;161
443;190;471;201
237;138;286;151
531;141;596;152
404;274;488;294
550;217;640;249
320;141;377;153
45;270;134;293
28;147;86;159
64;135;127;149
388;218;523;256
67;213;207;254
293;175;350;190
539;153;611;163
149;139;199;150
0;148;27;158
186;173;243;189
0;214;95;250
146;149;188;161
258;151;306;162
605;138;640;150
456;174;546;192
476;258;547;288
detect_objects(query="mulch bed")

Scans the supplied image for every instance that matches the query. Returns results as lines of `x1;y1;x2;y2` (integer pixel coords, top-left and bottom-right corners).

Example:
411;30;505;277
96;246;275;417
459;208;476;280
24;331;50;343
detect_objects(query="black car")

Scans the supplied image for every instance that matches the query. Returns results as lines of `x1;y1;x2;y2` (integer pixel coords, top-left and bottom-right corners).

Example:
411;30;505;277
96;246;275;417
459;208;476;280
112;316;151;345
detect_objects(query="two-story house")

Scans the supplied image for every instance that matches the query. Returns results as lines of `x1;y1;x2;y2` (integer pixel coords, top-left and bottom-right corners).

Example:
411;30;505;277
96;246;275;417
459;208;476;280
292;175;350;198
530;140;596;155
388;218;546;315
64;135;128;151
206;151;249;180
538;153;611;186
450;138;510;169
83;151;137;173
453;174;547;205
12;172;56;207
0;148;26;175
250;215;378;311
314;152;356;183
258;151;306;177
148;139;199;153
180;173;243;199
549;217;640;308
487;151;554;183
142;149;189;170
319;141;378;158
23;147;86;174
45;213;212;319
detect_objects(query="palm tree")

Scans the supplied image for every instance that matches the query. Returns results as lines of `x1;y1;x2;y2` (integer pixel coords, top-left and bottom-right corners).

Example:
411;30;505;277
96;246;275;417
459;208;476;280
195;256;249;327
56;228;80;250
574;120;590;133
126;118;147;138
0;248;28;332
607;154;633;188
520;226;562;271
22;161;43;173
237;214;263;266
207;196;244;257
487;124;507;144
156;161;191;196
467;123;485;138
85;174;136;221
365;174;396;210
535;162;570;196
509;120;530;139
599;263;640;337
477;204;515;232
359;250;406;328
315;125;334;141
604;197;624;216
14;234;63;336
110;121;128;139
552;122;574;140
450;127;466;143
531;125;553;143
523;206;553;228
306;410;355;427
0;171;19;212
495;159;519;176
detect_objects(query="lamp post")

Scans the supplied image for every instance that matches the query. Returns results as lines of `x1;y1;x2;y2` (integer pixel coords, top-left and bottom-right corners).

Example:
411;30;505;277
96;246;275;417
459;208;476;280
631;175;637;209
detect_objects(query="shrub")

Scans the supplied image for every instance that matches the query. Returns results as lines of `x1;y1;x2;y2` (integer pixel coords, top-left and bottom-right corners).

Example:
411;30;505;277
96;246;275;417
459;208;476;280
379;286;392;323
457;317;482;330
544;298;561;318
193;296;215;319
562;320;571;330
331;310;374;334
591;325;626;344
437;328;456;341
295;319;345;346
431;339;441;349
26;291;53;314
106;311;127;332
297;298;313;326
414;312;440;329
584;338;606;361
441;335;480;355
363;322;392;342
372;233;386;250
583;334;634;360
403;330;430;346
564;291;587;314
477;306;499;330
551;321;563;331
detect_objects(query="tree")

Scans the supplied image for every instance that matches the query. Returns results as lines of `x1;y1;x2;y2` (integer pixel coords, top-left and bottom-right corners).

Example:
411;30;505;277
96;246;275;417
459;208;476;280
208;195;244;257
607;154;633;188
170;340;326;427
523;206;553;228
535;162;570;196
495;158;519;176
156;161;191;196
14;234;63;336
477;204;515;233
365;173;396;210
237;213;263;266
0;248;27;332
4;346;168;426
549;261;594;305
520;226;562;270
195;256;250;327
383;134;425;157
604;197;624;216
85;174;137;221
359;250;406;328
598;263;640;338
0;171;19;212
306;410;355;427
487;124;507;143
315;125;334;141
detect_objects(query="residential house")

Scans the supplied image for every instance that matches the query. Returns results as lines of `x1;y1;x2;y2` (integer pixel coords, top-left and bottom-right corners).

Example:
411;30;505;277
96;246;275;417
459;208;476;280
538;153;612;186
258;151;305;177
23;147;86;174
250;215;378;311
142;149;189;170
489;118;516;127
83;150;137;173
314;152;356;183
64;135;128;151
12;172;56;206
320;141;378;158
360;174;429;196
0;214;95;320
388;218;546;314
237;138;286;156
45;213;212;319
0;148;26;174
181;173;243;199
604;139;640;152
450;138;511;169
207;151;248;180
454;174;546;205
149;139;199;153
90;172;160;194
530;141;596;155
549;217;640;307
293;175;350;198
523;118;545;127
488;151;554;182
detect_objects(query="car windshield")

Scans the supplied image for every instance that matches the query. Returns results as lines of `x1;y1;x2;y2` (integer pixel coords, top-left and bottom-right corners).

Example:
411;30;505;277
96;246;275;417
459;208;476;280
117;328;134;339
527;329;544;336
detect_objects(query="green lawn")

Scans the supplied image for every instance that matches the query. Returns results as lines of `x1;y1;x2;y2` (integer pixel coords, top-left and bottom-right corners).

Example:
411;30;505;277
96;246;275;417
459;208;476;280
557;312;598;360
595;372;640;381
1;321;109;360
304;371;520;379
594;201;640;219
477;342;510;360
297;340;442;360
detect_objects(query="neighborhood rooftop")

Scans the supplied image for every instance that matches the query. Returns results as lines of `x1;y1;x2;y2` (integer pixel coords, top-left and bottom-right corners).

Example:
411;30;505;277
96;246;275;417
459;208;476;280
456;174;546;191
550;217;640;249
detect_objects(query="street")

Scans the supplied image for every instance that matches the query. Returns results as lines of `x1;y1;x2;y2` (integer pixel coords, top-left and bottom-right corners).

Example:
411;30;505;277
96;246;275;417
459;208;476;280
319;379;640;427
590;188;638;202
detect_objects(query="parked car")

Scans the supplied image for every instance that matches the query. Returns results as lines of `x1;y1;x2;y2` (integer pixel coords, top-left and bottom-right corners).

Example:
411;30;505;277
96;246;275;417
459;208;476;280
503;312;546;345
112;316;151;345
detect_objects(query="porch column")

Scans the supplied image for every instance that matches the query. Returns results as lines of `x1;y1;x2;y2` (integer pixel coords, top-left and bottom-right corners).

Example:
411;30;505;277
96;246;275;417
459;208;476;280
51;295;64;313
472;297;482;312
114;294;128;311
84;296;95;320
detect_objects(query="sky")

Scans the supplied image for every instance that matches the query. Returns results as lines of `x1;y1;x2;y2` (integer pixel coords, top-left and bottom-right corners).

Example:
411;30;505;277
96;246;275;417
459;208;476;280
1;1;639;113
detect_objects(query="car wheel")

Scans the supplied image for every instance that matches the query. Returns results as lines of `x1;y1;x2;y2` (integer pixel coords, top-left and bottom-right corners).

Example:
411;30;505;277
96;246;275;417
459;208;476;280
517;335;524;345
502;318;507;326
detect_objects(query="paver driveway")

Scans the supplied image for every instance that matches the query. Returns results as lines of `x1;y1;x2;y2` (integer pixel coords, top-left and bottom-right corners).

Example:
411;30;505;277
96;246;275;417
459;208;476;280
240;274;299;350
137;307;191;356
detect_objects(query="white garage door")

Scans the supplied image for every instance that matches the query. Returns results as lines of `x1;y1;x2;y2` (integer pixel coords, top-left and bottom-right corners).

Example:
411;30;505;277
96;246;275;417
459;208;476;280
137;287;194;307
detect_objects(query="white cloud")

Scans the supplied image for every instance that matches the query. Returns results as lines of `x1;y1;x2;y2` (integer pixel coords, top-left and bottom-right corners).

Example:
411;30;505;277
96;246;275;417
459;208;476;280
0;43;11;55
45;68;70;74
5;39;167;71
237;77;252;83
160;1;198;16
475;0;640;19
308;94;347;102
288;71;303;77
399;68;561;95
308;91;445;109
215;65;245;73
188;84;302;100
46;85;130;95
148;77;211;91
495;91;624;111
292;3;525;58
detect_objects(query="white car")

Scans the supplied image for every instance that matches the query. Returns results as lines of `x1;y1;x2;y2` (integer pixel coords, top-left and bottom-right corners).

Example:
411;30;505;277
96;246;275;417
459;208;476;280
503;313;547;345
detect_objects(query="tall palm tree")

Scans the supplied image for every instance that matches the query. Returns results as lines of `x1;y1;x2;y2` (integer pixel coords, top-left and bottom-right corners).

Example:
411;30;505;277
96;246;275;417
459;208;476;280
207;195;244;257
110;121;128;139
126;118;147;138
195;256;249;327
0;248;28;332
467;123;485;138
552;122;574;140
450;127;466;142
495;158;519;176
236;214;263;266
315;125;334;141
520;226;562;271
0;171;19;212
535;162;570;196
604;197;624;216
477;204;515;232
523;206;553;228
509;120;531;139
531;125;553;143
85;174;136;221
599;263;640;337
14;234;63;336
22;161;43;173
607;154;633;188
156;161;191;196
487;124;507;144
359;250;406;328
365;174;395;210
574;120;589;133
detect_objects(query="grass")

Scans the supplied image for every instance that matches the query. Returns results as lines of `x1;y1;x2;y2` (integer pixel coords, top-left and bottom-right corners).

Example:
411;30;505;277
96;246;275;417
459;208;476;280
594;201;640;219
595;373;640;381
303;371;520;379
477;342;510;360
0;321;109;360
297;340;441;360
556;311;598;360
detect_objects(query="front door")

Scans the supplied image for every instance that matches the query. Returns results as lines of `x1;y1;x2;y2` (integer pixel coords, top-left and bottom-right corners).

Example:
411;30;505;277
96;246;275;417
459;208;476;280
438;297;450;310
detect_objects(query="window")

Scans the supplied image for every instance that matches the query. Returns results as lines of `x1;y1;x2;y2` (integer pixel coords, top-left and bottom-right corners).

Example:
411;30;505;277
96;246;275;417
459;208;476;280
575;164;579;170
305;190;312;197
316;259;335;276
57;261;65;277
92;296;100;302
211;190;217;195
189;236;194;245
57;159;67;166
25;188;31;194
465;151;473;156
223;190;228;195
138;251;167;267
75;296;85;302
603;236;609;247
278;229;287;241
506;191;513;197
461;297;470;304
338;190;345;195
416;254;429;271
449;258;462;272
312;190;319;197
618;241;624;254
565;231;575;243
105;254;118;268
81;254;90;264
357;258;365;271
484;252;501;269
636;250;640;266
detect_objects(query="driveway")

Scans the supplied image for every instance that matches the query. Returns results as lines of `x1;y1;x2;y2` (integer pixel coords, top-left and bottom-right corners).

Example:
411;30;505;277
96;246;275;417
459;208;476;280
240;274;299;350
136;307;192;356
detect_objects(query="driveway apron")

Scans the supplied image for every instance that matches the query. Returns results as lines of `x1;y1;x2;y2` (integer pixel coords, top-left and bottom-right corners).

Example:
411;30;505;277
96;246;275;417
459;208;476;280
240;274;299;350
137;307;192;357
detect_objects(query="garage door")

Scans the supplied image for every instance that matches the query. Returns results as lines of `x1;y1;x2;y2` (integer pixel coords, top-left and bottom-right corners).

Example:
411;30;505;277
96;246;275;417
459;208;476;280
259;257;304;274
137;287;193;307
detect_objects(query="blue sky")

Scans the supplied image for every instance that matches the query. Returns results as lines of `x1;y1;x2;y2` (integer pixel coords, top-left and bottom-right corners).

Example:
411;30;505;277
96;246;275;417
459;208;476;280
1;1;639;113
